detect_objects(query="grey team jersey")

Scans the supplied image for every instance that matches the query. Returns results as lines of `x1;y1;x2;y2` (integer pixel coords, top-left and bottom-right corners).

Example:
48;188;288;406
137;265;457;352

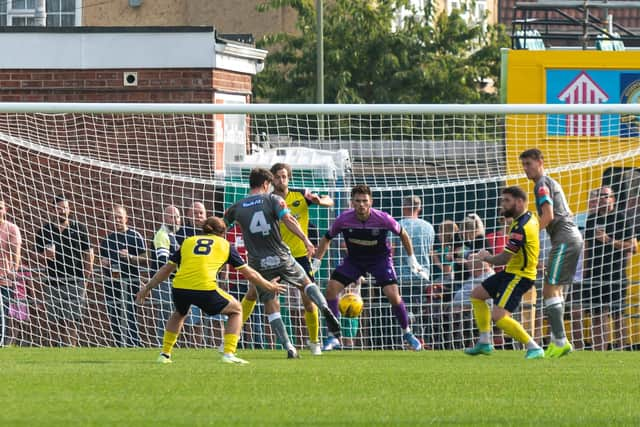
534;175;580;242
224;193;293;271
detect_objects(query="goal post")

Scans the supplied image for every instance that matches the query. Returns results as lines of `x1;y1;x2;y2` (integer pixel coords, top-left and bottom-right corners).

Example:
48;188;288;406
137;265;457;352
1;102;639;351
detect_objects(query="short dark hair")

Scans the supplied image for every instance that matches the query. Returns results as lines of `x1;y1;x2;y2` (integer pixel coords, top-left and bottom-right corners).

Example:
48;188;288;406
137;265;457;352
270;162;292;177
351;184;372;199
519;148;544;161
249;168;273;189
502;186;528;201
54;194;68;205
202;216;226;236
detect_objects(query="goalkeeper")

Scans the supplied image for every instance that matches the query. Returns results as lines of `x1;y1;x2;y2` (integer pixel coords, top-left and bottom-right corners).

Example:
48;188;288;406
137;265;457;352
312;185;427;351
136;216;285;365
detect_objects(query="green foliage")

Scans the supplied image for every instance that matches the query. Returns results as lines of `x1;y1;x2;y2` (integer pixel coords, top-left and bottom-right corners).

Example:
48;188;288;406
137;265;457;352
254;0;510;104
2;348;640;426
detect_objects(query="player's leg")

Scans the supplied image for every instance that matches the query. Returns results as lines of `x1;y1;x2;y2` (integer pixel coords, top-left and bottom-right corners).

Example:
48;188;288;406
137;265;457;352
492;274;543;359
216;289;248;363
294;256;321;353
323;277;347;350
256;268;298;358
289;256;341;340
157;288;191;363
241;283;258;324
544;238;581;357
380;283;421;351
464;281;494;355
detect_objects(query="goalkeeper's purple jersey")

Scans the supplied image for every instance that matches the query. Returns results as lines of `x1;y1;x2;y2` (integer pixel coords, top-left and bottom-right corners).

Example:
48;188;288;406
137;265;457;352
326;208;402;261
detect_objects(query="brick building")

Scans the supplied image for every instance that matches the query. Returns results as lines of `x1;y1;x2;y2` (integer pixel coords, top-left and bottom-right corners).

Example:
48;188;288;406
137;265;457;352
0;25;264;274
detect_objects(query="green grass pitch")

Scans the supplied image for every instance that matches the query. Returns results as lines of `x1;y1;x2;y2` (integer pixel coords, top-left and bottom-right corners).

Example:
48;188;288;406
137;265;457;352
1;348;639;426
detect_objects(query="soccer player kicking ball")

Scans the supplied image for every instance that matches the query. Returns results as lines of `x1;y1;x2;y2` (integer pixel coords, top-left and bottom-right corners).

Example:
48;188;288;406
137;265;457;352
312;184;428;351
520;148;583;358
464;186;544;360
136;216;285;365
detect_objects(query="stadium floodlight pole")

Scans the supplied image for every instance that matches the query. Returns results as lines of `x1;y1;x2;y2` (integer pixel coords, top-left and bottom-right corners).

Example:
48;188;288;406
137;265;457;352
316;0;324;105
316;0;325;140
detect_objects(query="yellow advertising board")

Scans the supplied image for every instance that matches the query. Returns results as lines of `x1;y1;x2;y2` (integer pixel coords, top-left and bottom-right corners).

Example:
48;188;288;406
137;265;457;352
503;50;640;338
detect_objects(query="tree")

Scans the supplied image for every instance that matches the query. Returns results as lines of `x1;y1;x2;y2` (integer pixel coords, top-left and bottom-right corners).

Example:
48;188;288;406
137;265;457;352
253;0;510;104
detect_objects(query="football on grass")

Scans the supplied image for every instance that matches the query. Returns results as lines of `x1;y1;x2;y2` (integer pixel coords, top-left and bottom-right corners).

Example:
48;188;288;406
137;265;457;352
339;293;364;318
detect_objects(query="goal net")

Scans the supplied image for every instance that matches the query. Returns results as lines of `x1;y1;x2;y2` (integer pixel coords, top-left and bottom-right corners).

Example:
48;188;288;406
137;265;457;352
1;103;639;351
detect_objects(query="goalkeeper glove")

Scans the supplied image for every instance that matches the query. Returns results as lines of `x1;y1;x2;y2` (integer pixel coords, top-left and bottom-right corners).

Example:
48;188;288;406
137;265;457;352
310;258;322;274
408;254;430;281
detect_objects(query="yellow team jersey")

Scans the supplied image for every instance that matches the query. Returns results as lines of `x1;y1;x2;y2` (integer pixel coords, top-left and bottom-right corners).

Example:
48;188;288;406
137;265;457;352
279;189;311;258
503;211;540;281
168;234;246;291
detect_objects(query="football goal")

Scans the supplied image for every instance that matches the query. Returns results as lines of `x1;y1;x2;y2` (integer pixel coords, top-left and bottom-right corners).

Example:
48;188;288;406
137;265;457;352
1;102;639;351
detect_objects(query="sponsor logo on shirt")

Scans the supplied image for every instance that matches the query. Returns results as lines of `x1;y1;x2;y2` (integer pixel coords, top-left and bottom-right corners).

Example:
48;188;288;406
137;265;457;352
242;199;264;208
348;238;378;246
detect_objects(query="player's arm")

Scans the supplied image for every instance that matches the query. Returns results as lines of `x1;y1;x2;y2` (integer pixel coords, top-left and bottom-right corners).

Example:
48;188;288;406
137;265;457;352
399;228;414;257
476;248;512;267
538;202;554;230
307;192;334;207
314;236;332;261
281;212;315;257
399;228;430;280
136;262;177;304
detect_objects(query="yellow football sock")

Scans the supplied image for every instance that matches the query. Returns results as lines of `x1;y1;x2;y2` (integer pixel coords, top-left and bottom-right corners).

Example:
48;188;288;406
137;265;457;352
161;330;179;355
305;307;319;343
471;298;491;334
241;296;257;324
496;316;531;345
223;333;239;355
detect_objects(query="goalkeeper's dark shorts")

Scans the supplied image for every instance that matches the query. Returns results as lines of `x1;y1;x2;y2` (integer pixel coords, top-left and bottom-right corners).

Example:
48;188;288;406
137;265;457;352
172;287;234;317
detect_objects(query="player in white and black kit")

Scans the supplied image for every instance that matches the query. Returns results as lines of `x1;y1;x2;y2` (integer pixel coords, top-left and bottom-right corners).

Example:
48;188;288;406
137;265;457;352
520;149;583;358
224;168;341;358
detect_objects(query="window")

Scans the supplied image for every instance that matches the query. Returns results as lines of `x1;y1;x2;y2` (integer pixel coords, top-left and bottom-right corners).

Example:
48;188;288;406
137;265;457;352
0;0;80;27
393;0;429;31
447;0;487;25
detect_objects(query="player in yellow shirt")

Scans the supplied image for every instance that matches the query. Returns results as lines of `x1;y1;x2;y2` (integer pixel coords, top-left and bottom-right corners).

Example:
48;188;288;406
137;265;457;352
238;163;334;355
136;216;285;364
463;186;545;359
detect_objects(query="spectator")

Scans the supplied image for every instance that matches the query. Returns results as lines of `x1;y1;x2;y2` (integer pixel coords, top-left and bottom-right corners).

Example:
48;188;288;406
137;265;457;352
99;204;147;347
0;199;22;346
431;220;460;285
35;194;93;347
150;205;181;346
583;187;638;350
392;195;434;342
